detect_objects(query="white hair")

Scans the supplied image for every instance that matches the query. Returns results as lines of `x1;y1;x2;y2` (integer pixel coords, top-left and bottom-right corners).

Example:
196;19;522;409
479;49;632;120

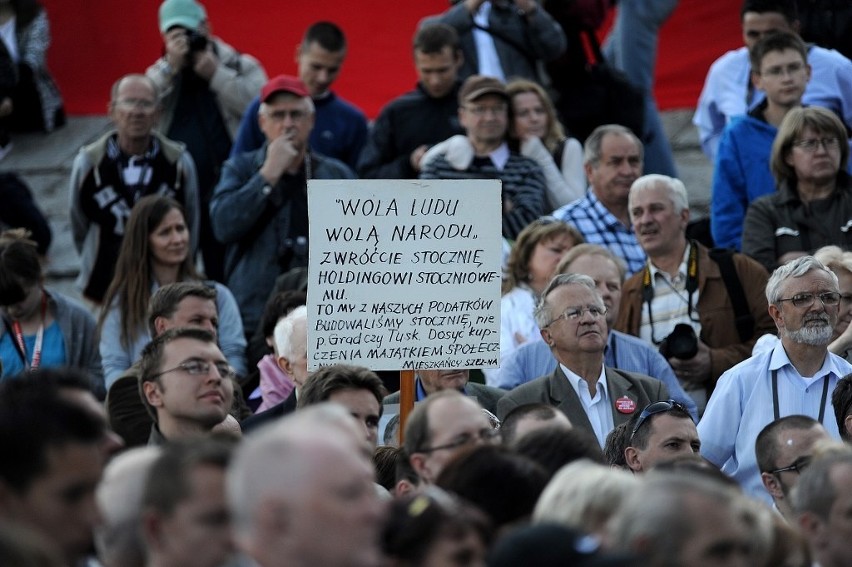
273;305;308;361
628;174;689;219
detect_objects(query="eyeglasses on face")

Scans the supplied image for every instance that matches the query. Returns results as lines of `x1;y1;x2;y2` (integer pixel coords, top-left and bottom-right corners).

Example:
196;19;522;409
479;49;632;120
792;137;840;152
775;292;841;309
154;359;236;380
548;305;607;326
768;455;812;476
115;98;157;112
418;427;501;454
263;109;308;122
630;399;691;440
464;104;507;117
761;61;806;78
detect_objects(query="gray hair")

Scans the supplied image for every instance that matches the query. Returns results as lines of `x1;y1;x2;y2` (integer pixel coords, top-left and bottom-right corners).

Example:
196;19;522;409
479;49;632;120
274;305;308;361
534;273;598;329
583;124;643;167
533;460;639;534
814;245;852;277
259;92;316;116
765;256;838;305
628;174;689;218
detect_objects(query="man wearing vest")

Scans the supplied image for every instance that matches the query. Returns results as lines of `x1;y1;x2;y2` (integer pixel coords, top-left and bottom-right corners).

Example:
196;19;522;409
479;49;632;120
614;174;775;413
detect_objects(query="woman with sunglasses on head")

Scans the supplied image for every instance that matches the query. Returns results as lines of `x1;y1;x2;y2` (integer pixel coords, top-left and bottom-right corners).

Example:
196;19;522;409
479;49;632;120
742;107;852;272
0;229;102;392
97;195;246;388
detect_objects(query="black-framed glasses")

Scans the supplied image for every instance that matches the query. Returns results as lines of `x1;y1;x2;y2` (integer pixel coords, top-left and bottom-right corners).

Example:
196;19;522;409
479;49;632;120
768;455;812;476
630;399;691;440
775;292;841;309
418;427;501;453
153;359;236;380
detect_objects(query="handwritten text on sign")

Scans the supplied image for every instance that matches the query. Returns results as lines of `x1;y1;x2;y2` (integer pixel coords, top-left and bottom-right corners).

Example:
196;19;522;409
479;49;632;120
307;179;502;371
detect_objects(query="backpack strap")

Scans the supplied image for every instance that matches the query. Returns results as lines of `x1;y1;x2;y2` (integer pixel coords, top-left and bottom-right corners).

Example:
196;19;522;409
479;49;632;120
708;247;755;343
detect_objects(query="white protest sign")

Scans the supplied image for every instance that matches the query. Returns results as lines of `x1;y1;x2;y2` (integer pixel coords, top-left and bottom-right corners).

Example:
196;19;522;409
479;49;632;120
307;179;502;371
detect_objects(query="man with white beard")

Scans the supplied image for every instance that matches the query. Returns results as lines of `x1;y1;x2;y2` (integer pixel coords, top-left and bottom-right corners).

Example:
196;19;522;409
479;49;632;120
699;256;852;503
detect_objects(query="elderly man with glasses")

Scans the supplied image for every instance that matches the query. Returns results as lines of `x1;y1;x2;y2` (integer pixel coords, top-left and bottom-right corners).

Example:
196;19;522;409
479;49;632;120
699;255;852;504
497;273;668;448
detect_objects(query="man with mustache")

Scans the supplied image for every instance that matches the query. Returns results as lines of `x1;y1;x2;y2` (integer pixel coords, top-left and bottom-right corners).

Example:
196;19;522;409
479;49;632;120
614;174;775;413
698;256;852;503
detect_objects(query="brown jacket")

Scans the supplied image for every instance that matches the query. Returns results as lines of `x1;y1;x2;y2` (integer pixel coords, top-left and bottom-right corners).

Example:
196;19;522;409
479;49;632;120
614;243;776;388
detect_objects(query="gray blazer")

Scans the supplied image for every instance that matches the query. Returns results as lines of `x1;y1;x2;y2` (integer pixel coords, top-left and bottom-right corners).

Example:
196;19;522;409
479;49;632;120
383;381;505;415
496;365;668;438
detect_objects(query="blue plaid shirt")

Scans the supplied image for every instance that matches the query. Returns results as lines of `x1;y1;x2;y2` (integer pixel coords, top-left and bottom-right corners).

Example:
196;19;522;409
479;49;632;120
553;192;646;276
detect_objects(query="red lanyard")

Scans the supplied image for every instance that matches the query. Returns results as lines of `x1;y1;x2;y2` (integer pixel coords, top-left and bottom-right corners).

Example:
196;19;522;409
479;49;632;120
10;291;47;371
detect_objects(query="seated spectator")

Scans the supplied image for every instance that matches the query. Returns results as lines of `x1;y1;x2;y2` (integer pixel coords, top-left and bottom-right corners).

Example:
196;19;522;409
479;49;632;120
94;447;161;567
297;364;386;447
693;0;852;161
69;73;199;304
404;389;500;485
139;327;235;444
384;367;504;414
420;75;548;240
497;242;697;418
229;22;367;169
211;75;355;333
357;23;465;180
499;402;571;445
148;0;267;281
419;0;566;83
833;373;852;442
617;174;774;411
436;444;548;530
0;0;64;156
507;79;585;208
140;438;235;567
622;399;700;473
533;460;639;539
491;218;581;384
755;415;830;523
497;273;668;447
513;426;604;478
712;31;811;250
381;488;491;567
98;195;245;387
0;230;102;393
489;523;635;567
743;107;852;271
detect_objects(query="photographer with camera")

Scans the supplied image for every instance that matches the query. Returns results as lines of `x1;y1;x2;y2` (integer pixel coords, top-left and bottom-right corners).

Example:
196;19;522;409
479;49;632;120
210;76;355;335
614;174;775;414
147;0;266;283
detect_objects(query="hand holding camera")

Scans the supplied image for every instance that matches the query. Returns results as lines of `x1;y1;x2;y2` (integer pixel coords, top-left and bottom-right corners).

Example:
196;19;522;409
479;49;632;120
661;326;711;388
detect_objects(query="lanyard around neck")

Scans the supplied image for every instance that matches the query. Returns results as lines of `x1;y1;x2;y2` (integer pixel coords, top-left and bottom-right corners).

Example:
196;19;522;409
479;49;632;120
9;290;47;371
642;242;699;345
772;368;830;424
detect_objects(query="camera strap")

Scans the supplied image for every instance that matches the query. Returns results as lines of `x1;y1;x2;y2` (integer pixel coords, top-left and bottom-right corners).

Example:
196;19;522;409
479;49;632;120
642;241;699;345
771;369;829;424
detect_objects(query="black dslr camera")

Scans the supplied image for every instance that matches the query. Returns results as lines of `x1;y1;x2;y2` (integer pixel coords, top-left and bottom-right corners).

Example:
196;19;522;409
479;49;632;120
186;29;208;53
658;324;698;360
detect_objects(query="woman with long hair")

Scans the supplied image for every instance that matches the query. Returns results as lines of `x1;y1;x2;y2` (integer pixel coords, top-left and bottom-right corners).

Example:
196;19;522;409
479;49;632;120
0;229;101;391
98;195;246;387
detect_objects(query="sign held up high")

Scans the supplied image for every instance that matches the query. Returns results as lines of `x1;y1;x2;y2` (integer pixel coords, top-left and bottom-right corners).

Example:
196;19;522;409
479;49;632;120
307;179;502;371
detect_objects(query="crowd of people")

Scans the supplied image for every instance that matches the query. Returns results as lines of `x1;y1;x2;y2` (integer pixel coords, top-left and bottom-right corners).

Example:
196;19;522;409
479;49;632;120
2;0;852;565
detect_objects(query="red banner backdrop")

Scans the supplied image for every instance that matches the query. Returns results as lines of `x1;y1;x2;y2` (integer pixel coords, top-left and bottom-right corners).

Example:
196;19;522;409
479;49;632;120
44;0;741;118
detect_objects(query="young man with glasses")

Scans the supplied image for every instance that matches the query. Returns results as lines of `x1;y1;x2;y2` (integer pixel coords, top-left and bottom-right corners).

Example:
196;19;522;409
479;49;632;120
497;273;667;448
755;414;830;522
139;327;235;445
70;73;200;304
699;256;852;504
623;399;700;473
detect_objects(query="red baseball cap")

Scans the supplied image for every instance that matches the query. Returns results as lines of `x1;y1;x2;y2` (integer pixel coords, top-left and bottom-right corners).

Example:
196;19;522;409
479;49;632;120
260;75;310;102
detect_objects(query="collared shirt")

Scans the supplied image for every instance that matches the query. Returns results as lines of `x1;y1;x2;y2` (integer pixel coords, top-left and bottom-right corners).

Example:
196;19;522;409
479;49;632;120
552;192;646;276
698;341;850;504
639;244;702;346
496;331;698;419
560;362;613;447
472;2;505;80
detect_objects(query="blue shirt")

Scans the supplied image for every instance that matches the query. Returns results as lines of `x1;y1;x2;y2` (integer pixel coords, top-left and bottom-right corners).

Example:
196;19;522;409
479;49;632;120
496;331;698;420
698;342;850;504
552;192;646;276
0;321;66;378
